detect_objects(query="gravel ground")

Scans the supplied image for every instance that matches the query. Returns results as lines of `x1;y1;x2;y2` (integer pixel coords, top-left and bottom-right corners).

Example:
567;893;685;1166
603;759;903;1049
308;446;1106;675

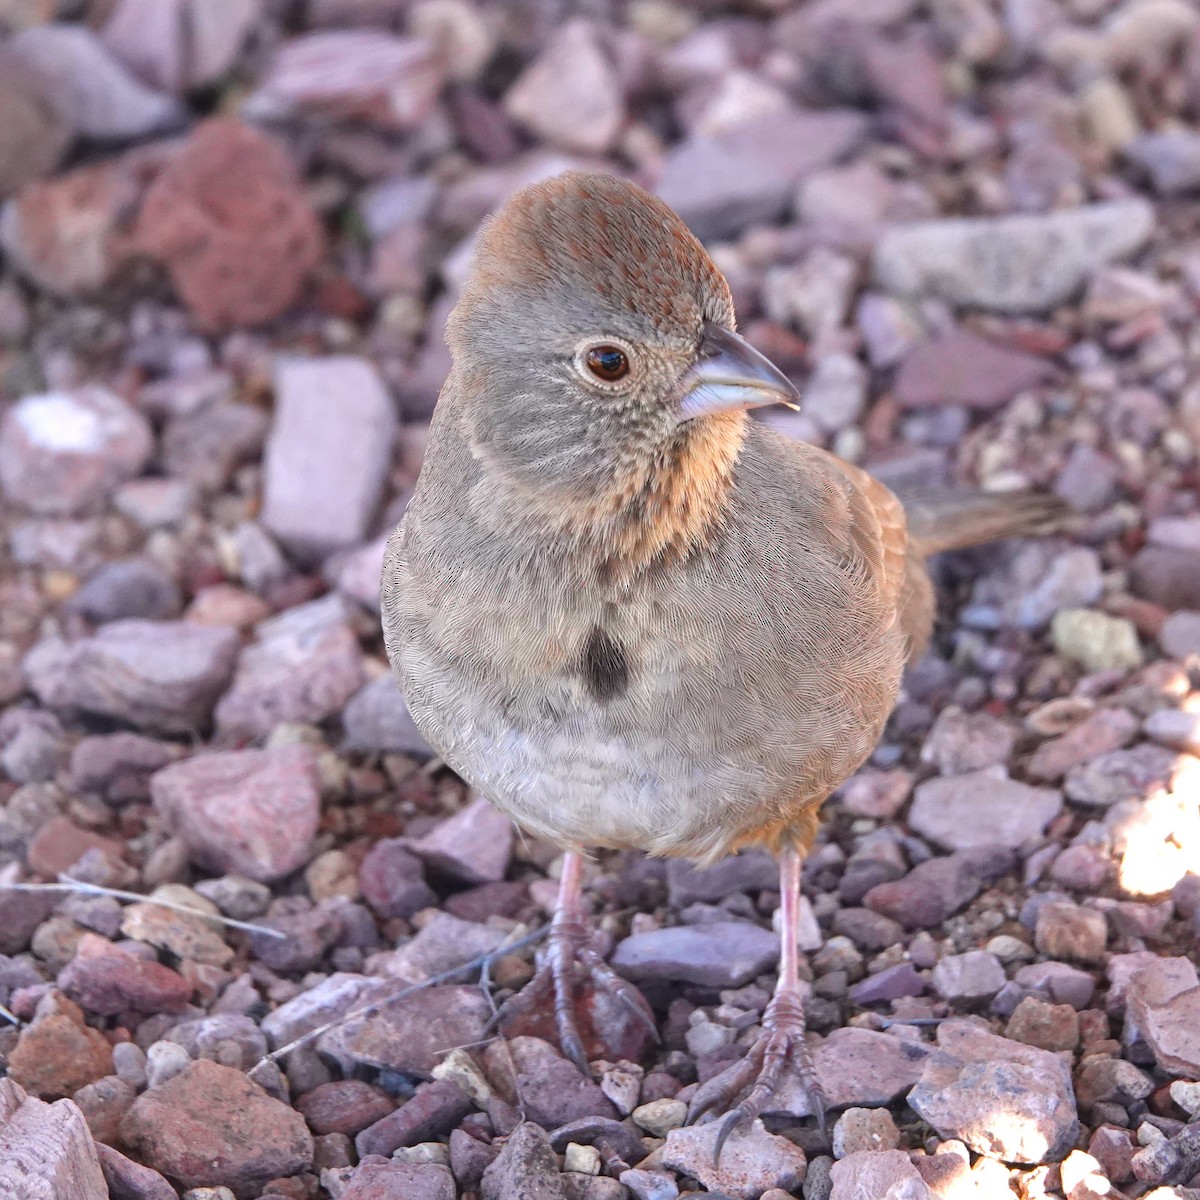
2;1;1200;1198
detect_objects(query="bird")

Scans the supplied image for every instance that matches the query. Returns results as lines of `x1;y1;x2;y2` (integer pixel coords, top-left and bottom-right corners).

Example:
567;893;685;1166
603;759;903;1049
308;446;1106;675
381;170;1063;1152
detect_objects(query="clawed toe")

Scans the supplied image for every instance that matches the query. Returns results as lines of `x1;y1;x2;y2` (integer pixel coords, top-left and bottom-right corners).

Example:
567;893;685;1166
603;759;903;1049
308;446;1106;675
686;987;826;1166
492;916;657;1076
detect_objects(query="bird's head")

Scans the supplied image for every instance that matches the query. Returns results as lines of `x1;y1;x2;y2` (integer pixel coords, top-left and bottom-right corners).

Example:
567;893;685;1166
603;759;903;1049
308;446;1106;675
443;172;799;570
447;173;797;492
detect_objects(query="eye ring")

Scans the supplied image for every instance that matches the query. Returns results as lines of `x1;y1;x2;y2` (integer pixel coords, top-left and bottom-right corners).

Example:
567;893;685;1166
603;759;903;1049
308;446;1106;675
577;341;633;386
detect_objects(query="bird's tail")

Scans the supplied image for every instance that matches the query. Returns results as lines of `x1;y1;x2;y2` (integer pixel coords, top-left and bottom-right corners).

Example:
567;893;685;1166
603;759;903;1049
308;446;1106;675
903;489;1070;558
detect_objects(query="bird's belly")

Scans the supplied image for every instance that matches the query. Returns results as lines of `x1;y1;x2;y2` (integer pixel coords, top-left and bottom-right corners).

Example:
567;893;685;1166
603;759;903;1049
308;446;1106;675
444;712;763;860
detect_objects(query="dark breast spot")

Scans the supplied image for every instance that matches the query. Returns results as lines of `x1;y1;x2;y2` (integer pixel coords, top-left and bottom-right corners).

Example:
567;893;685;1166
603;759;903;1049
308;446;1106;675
580;626;630;703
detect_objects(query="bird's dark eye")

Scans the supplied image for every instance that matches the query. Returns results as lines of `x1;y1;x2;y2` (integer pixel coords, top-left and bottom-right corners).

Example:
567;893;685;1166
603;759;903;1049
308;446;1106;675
585;345;630;382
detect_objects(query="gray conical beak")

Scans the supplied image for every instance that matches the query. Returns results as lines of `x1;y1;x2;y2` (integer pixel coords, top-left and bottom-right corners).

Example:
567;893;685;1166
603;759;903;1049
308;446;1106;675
676;322;801;423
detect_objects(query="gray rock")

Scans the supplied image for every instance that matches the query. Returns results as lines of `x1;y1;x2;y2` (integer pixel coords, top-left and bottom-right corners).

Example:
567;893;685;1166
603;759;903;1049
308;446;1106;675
1126;130;1200;195
908;1019;1078;1163
100;0;260;94
162;402;268;494
215;595;366;740
1160;611;1200;660
1064;743;1182;808
873;200;1155;313
932;951;1007;1005
483;1037;615;1129
865;850;1006;929
612;921;778;988
68;559;181;623
619;1168;679;1200
666;852;777;906
376;911;506;984
342;675;433;757
657;108;866;240
25;620;238;734
0;49;73;200
1127;957;1200;1078
0;387;153;516
261;973;381;1049
482;1121;566;1200
244;29;444;132
9;25;185;140
830;1108;900;1158
151;745;321;882
909;768;1062;851
262;356;397;560
973;543;1103;632
1144;707;1200;754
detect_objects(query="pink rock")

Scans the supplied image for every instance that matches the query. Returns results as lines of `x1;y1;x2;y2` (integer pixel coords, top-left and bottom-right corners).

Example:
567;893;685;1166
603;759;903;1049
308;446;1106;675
261;357;397;560
909;768;1062;851
7;995;114;1100
909;1019;1078;1163
0;387;152;515
119;1059;313;1199
137;118;326;330
1026;707;1139;783
895;330;1056;409
612;921;777;988
59;952;192;1016
407;796;513;885
296;1081;395;1138
358;838;436;919
663;1119;807;1200
504;19;624;154
214;596;366;740
768;1027;932;1117
97;1144;177;1200
151;744;321;882
836;768;913;818
1127;958;1200;1077
1160;611;1200;659
324;985;490;1077
830;1150;933;1200
245;30;444;131
342;1162;455;1200
920;706;1017;774
27;817;128;879
0;1078;109;1200
1035;901;1108;964
355;1080;472;1157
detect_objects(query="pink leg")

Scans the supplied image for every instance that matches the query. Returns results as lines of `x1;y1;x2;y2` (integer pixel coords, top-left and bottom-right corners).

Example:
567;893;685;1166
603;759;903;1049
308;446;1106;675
688;847;826;1161
496;850;657;1076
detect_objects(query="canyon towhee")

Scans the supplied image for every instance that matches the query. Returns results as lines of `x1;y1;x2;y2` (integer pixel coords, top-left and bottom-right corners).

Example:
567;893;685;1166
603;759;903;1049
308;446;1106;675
382;171;1062;1150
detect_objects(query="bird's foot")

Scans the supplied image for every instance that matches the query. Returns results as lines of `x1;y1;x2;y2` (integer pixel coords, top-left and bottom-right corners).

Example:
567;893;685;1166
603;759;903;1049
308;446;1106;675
687;986;826;1164
492;916;658;1076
